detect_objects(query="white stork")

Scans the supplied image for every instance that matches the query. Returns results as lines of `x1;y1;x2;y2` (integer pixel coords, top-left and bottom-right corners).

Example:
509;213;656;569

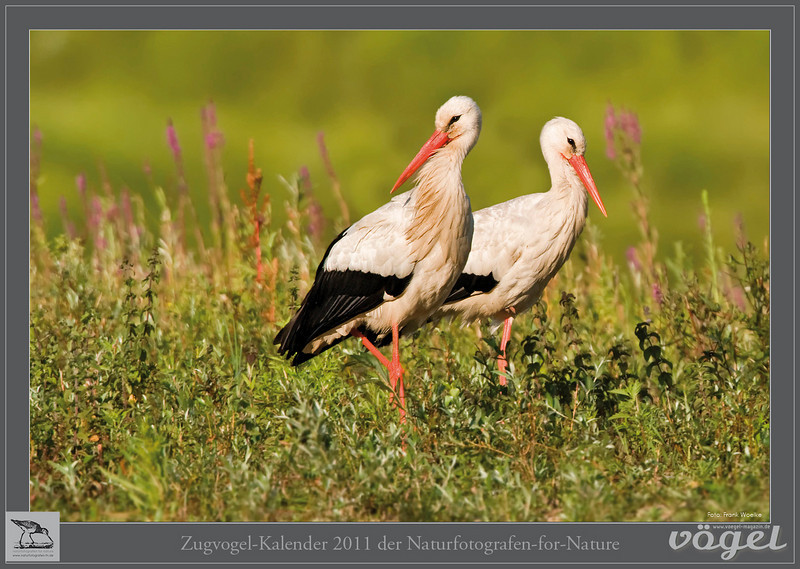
434;116;607;384
275;96;482;421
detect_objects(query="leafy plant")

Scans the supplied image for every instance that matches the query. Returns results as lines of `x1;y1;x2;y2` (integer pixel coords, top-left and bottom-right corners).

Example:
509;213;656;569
28;104;770;522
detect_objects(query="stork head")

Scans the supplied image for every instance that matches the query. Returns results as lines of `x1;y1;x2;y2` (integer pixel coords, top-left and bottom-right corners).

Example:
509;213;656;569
540;117;607;217
433;95;483;154
391;95;482;192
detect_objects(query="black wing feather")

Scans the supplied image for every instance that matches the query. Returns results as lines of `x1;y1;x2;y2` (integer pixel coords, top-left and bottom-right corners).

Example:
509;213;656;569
444;272;498;304
274;227;413;365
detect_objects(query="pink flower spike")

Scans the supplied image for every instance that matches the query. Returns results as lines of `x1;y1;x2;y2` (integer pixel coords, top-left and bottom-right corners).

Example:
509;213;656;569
205;101;217;128
651;282;663;305
76;173;87;198
59;196;77;239
205;131;225;150
620;110;642;145
31;190;43;225
121;188;134;227
307;202;324;241
299;166;311;189
89;195;103;228
626;246;642;272
697;213;707;233
604;104;617;160
166;120;182;160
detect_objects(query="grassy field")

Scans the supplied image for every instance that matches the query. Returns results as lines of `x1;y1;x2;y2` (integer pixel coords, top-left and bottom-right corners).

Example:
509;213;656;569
28;106;770;522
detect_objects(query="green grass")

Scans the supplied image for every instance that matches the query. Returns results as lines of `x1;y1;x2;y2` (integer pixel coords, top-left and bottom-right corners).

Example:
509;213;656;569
28;108;769;522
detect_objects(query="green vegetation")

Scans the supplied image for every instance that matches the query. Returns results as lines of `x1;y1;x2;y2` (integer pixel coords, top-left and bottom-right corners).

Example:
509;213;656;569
29;105;769;521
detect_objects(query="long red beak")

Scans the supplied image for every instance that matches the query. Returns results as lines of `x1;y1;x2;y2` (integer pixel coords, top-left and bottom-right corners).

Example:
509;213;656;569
391;129;450;193
568;154;607;217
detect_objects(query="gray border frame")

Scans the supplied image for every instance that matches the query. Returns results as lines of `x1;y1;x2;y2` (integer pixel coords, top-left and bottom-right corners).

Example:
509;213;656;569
4;2;795;567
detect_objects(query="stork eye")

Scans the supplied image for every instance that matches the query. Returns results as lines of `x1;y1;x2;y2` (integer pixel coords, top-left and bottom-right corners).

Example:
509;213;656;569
448;115;462;127
567;137;576;149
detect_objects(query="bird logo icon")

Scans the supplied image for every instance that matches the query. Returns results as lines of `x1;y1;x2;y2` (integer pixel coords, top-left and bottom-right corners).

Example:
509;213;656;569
10;519;54;549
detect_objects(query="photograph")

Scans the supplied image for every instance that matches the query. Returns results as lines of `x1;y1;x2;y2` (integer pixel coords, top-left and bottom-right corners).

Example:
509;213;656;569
28;29;770;525
14;8;790;563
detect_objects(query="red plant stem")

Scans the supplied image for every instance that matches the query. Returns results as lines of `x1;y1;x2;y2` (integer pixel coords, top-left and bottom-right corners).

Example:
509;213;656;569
254;216;262;283
245;138;264;284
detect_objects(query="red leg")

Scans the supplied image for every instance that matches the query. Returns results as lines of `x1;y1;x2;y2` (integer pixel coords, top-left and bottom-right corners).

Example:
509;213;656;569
352;328;390;367
352;326;405;422
389;323;406;423
497;316;514;386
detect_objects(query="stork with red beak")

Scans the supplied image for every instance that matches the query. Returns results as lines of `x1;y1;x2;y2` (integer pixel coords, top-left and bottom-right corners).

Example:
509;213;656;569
434;117;607;384
275;96;482;421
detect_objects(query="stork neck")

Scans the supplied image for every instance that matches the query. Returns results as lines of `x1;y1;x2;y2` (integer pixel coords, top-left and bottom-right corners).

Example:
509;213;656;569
404;147;471;255
414;147;467;199
549;158;586;196
541;161;589;231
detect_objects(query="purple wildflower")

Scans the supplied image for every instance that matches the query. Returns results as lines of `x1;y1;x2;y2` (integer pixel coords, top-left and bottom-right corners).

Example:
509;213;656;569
89;195;103;231
29;199;42;229
76;173;87;199
201;101;225;150
307;204;324;241
166;120;182;162
88;196;106;250
626;246;642;273
651;282;663;305
620;109;642;145
604;103;617;160
167;119;189;197
59;197;77;239
206;131;225;150
204;101;217;128
299;166;311;190
120;188;134;228
30;190;43;227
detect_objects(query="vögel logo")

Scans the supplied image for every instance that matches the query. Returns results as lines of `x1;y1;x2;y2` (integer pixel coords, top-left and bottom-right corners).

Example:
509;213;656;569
669;524;787;560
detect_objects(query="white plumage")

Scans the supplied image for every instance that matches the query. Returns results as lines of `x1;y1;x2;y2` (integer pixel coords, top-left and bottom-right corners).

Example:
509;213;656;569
275;96;483;420
434;116;607;383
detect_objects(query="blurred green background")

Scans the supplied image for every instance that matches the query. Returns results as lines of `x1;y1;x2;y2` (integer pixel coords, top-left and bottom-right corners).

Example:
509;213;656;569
31;30;769;264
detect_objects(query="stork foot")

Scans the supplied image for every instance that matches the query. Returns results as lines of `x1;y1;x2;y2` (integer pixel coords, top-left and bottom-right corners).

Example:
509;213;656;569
354;324;407;425
497;355;508;386
389;367;406;424
496;315;514;386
